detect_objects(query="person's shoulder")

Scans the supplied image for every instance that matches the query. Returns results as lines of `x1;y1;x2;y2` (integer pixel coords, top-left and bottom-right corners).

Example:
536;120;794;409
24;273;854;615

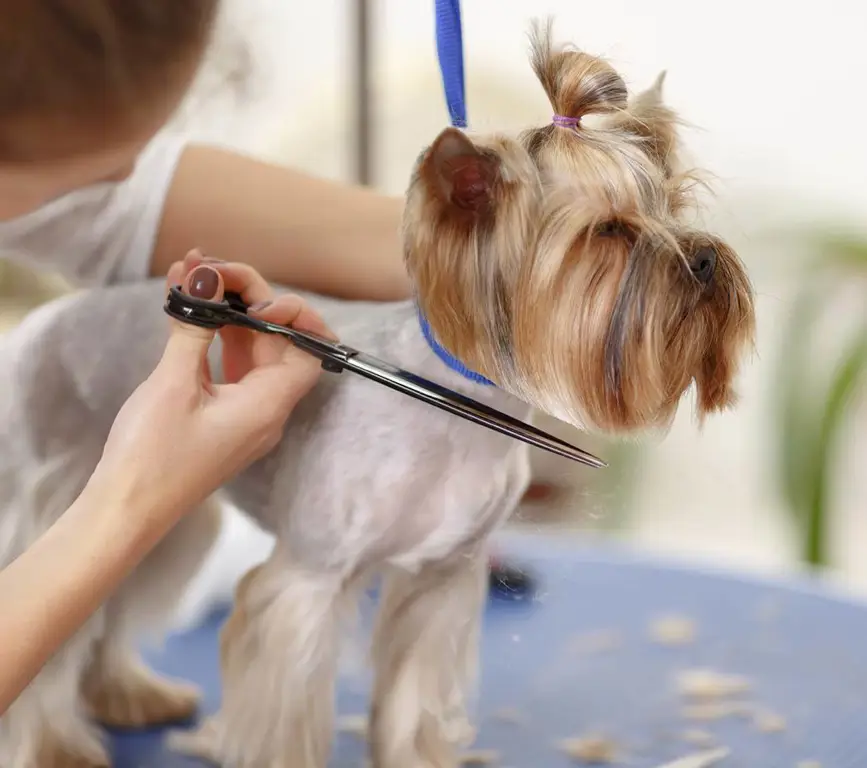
128;129;190;187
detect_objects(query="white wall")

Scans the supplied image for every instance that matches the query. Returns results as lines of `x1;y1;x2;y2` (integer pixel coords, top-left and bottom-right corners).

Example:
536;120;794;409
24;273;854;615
210;0;867;220
178;0;867;593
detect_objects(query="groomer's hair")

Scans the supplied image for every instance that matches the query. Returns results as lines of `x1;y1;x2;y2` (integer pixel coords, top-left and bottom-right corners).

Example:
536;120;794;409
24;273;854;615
0;0;220;163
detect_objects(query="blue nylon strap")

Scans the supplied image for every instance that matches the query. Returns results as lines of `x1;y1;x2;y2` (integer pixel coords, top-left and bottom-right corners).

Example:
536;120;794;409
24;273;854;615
434;0;467;128
424;0;493;386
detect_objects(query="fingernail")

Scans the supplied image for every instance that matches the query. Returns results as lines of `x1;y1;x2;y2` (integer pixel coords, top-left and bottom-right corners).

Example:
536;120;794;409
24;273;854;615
249;300;272;312
202;256;225;264
187;266;220;300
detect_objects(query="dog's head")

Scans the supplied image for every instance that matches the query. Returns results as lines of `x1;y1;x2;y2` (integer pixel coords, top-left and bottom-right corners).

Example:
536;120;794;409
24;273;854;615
403;21;755;433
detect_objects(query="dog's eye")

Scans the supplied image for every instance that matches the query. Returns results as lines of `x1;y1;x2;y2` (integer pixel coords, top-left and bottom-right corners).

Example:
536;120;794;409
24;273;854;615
594;220;630;238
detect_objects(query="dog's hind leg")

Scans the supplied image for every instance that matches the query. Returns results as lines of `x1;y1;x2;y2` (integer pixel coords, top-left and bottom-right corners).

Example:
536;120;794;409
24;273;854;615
369;550;488;768
81;496;223;729
0;612;110;768
0;446;115;768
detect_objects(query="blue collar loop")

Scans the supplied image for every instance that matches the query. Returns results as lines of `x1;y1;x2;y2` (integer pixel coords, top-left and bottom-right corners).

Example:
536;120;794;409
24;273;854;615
418;310;494;386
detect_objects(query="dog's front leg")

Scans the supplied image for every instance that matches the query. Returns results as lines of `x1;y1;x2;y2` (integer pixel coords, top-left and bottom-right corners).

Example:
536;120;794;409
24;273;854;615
172;546;354;768
369;550;488;768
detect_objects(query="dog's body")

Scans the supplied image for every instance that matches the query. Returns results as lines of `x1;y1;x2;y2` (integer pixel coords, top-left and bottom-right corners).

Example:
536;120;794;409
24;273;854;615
0;24;756;768
0;281;529;767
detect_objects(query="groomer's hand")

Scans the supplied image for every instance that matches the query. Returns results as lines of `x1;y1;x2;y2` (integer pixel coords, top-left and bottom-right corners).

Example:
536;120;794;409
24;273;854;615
92;250;333;534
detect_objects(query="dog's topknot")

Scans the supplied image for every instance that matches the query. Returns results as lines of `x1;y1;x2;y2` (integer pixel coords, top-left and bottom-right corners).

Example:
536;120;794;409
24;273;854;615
529;19;627;121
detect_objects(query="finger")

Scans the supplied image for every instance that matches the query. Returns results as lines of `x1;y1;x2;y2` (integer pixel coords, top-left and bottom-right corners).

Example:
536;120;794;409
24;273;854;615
169;258;275;310
166;248;206;287
182;247;207;274
250;294;337;341
241;295;335;371
158;265;225;376
219;324;254;385
202;355;215;393
208;264;281;381
182;264;223;302
165;248;206;294
202;262;273;308
166;260;185;290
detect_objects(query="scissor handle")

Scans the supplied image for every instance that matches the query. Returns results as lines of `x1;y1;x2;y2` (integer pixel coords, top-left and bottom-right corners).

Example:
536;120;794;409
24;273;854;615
163;285;241;329
163;286;355;372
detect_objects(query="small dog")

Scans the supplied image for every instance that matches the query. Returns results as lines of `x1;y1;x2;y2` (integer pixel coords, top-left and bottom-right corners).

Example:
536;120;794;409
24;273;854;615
0;24;754;768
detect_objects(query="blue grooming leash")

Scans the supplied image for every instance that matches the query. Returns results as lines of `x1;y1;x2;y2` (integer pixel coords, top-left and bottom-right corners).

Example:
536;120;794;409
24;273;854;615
426;1;538;600
434;0;467;128
433;6;536;599
421;0;494;386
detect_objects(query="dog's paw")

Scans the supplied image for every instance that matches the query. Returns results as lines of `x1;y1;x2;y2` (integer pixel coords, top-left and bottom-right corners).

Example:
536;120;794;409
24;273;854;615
34;731;111;768
84;656;200;729
167;717;221;764
443;715;477;749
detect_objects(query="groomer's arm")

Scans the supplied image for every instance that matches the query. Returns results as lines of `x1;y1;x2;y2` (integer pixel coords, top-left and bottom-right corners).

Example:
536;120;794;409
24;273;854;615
0;481;166;715
152;145;411;301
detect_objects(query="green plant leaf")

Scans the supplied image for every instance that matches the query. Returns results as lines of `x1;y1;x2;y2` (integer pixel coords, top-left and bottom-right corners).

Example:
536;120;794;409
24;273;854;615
774;281;826;524
772;227;866;558
800;325;867;567
766;226;867;565
805;232;867;272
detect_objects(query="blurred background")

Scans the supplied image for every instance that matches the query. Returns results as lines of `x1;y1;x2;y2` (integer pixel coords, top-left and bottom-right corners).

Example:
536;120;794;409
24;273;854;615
1;0;864;620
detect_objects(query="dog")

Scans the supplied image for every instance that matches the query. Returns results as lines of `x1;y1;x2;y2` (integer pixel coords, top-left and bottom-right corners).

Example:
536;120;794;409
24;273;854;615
0;23;754;768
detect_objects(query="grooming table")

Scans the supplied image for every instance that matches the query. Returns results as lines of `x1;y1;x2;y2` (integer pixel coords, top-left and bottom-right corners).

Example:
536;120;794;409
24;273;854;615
112;534;867;767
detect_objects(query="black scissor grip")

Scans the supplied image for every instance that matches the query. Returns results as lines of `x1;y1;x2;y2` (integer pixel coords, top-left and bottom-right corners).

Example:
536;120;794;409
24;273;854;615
163;286;236;329
163;286;355;370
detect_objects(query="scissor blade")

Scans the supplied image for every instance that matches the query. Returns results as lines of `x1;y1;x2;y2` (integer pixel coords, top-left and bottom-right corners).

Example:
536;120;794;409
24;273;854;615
346;354;607;469
166;289;607;469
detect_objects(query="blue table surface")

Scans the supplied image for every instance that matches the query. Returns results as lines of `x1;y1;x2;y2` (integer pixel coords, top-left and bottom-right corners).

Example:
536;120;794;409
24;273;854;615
109;535;867;767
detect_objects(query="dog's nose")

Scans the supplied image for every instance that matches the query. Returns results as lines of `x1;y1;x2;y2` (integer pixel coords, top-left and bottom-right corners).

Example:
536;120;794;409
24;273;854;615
690;247;717;285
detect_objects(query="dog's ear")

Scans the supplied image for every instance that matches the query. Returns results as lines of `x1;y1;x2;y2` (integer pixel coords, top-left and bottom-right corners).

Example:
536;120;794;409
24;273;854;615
424;128;500;213
632;70;667;110
608;71;680;175
694;347;738;417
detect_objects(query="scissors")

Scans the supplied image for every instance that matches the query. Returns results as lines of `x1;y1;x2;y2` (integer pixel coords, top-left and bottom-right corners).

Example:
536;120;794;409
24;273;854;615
164;286;606;469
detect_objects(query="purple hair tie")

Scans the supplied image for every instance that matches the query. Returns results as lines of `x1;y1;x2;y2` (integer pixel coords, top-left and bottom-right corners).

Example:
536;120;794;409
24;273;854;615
552;114;580;128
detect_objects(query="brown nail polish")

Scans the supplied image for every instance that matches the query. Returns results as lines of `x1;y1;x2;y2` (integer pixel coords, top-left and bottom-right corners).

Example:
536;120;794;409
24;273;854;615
188;266;220;300
249;300;272;312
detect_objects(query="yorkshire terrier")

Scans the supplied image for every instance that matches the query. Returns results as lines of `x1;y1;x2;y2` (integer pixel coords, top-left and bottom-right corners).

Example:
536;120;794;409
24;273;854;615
0;23;753;768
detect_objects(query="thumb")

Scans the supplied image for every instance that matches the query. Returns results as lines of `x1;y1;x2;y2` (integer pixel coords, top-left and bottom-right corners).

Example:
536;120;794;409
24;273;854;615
159;265;225;375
